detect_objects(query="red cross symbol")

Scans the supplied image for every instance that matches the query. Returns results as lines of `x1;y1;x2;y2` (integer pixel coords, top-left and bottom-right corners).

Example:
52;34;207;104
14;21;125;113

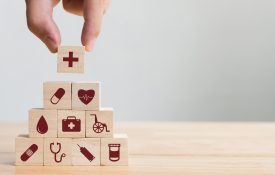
68;122;75;129
63;52;79;67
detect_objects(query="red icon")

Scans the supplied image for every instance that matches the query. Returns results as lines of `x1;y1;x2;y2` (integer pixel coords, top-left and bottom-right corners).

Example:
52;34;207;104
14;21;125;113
62;116;81;132
36;115;48;134
78;89;95;105
108;144;120;162
50;142;66;163
63;51;78;67
20;144;38;161
91;114;110;133
77;144;95;162
50;88;65;104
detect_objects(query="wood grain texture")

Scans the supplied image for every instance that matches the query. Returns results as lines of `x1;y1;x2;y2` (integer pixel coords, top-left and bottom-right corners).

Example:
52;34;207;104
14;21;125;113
57;110;85;138
72;138;100;166
101;134;128;166
2;122;275;174
15;136;43;166
43;81;72;110
44;138;72;166
86;108;113;138
72;82;100;111
28;109;57;138
57;46;85;73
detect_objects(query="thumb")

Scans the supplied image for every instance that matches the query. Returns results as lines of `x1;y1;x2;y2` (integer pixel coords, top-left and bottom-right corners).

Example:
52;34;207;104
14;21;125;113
81;0;105;52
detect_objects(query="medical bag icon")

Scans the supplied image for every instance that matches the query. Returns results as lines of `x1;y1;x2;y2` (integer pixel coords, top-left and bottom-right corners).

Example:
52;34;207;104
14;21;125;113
62;116;81;132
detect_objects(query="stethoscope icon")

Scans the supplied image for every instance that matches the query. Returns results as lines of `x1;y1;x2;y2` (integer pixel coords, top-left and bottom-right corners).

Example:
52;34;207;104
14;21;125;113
50;142;66;163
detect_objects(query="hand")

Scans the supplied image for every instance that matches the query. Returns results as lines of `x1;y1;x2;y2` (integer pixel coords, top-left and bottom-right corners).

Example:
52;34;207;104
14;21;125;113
25;0;110;53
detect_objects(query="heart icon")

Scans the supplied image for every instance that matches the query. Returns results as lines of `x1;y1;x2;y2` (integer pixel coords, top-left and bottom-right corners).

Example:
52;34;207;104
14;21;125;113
78;89;95;105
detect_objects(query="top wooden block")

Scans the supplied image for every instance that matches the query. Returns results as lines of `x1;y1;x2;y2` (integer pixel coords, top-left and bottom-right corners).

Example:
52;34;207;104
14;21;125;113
57;46;85;73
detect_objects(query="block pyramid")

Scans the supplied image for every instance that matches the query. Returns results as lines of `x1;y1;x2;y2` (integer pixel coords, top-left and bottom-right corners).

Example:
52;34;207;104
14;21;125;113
15;46;128;166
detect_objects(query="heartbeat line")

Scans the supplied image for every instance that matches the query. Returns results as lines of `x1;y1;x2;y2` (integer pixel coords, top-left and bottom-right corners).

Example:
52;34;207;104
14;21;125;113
79;95;93;101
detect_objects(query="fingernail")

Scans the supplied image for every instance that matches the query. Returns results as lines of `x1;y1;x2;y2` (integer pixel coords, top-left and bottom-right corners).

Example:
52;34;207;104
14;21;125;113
85;45;92;52
85;44;93;52
85;39;96;52
44;36;58;53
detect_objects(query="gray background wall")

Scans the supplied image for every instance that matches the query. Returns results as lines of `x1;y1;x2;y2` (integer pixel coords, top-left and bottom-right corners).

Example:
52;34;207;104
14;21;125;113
0;0;274;121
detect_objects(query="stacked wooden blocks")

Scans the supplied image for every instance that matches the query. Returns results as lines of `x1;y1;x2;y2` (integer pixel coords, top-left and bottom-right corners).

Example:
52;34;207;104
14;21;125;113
15;47;128;166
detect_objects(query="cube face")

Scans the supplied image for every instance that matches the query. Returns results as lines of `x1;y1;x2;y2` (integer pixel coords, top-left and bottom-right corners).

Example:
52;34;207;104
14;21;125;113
29;109;57;138
15;136;43;165
72;138;100;166
43;81;72;109
101;134;128;166
44;138;72;166
57;46;85;73
86;108;113;138
57;110;86;138
72;82;100;110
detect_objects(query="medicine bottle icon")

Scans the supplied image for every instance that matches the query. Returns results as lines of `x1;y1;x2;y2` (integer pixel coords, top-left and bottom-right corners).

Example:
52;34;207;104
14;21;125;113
108;144;120;162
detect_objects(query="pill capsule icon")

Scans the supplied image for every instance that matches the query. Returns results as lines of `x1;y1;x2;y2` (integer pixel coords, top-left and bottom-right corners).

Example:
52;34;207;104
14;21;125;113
50;88;65;104
20;144;38;162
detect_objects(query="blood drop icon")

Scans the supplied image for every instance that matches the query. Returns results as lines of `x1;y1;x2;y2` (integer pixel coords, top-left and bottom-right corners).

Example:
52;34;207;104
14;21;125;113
36;115;48;134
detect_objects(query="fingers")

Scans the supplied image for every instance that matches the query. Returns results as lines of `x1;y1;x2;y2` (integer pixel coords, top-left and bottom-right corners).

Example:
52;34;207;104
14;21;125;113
63;0;109;16
26;0;109;53
62;0;84;16
81;0;109;51
26;0;61;53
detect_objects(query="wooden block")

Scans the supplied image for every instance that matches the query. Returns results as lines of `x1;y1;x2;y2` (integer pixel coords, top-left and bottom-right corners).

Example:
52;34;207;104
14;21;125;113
15;135;43;165
29;108;57;138
57;46;85;73
101;134;128;166
43;81;72;109
44;138;72;166
86;108;113;138
72;138;100;166
57;110;86;138
72;82;100;110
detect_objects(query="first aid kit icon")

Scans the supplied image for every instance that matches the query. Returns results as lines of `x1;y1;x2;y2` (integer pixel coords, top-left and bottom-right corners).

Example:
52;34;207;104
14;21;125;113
62;116;81;132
